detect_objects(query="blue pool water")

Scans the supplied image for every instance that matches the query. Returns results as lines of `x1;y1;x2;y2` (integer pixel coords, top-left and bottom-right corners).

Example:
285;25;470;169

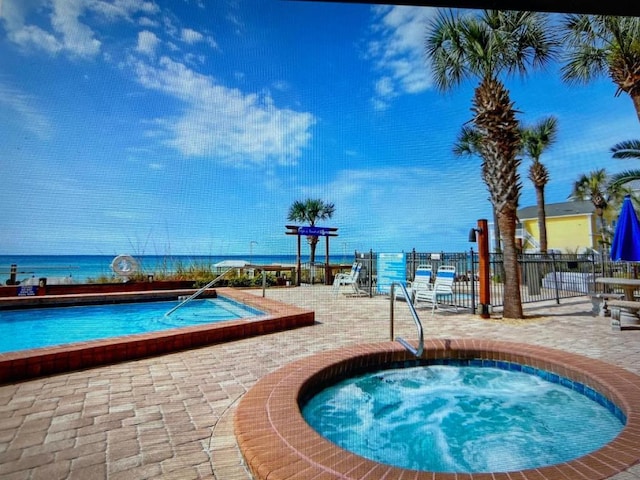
0;297;264;353
302;364;624;473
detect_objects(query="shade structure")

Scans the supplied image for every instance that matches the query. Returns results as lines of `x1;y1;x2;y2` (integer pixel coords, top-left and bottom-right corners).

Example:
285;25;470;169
610;195;640;261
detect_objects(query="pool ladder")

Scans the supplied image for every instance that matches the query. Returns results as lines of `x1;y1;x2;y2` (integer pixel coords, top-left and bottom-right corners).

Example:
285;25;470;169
389;282;424;357
165;268;233;317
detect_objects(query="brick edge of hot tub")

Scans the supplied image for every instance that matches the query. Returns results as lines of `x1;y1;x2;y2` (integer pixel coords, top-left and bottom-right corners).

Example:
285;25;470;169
235;338;640;480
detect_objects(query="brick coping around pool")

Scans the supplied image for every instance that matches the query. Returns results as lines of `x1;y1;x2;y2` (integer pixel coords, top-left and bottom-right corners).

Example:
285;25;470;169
0;288;314;384
234;338;640;480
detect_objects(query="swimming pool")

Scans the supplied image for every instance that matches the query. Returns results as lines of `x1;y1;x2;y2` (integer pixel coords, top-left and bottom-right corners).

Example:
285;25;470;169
235;339;640;480
0;296;264;353
302;363;624;472
0;288;314;383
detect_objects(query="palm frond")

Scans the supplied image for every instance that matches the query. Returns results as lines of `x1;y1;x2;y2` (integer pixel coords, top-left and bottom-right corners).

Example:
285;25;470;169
610;139;640;159
609;169;640;188
453;125;484;157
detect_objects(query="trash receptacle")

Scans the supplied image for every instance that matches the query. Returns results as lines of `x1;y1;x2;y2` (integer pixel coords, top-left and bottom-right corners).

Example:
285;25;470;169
525;264;541;295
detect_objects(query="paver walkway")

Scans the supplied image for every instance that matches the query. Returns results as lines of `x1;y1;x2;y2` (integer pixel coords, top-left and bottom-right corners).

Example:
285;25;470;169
1;286;640;479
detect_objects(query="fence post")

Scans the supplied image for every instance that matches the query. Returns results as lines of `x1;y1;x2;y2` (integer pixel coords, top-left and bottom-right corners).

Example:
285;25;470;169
590;252;597;293
470;248;476;315
368;249;374;298
551;251;560;304
411;248;417;282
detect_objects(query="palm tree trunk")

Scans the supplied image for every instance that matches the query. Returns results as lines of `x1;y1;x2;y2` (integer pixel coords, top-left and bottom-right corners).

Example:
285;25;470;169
535;185;548;254
492;206;502;253
308;236;318;263
498;210;524;319
473;76;523;319
598;213;607;247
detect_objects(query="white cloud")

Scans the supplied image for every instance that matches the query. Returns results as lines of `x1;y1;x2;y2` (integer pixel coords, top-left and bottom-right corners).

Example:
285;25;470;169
0;0;159;57
0;81;52;139
138;16;159;28
51;0;102;57
1;0;62;54
178;27;217;50
132;56;316;165
136;30;160;56
375;77;395;97
272;80;290;92
8;25;63;55
367;5;436;110
181;27;203;44
88;0;160;21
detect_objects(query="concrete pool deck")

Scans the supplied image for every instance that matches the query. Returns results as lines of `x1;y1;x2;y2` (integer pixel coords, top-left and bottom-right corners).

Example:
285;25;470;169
1;285;640;479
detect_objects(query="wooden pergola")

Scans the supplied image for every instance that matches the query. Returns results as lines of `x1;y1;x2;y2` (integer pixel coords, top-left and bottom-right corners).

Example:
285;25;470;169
285;225;338;285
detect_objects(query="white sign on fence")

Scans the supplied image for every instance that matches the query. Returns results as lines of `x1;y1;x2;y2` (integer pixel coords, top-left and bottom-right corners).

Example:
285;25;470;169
376;253;406;294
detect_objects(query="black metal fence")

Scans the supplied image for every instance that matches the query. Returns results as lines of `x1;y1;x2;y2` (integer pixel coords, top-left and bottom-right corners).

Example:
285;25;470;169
352;250;630;312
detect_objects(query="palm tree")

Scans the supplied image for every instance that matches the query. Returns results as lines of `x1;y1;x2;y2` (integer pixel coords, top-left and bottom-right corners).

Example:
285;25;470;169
453;125;502;253
561;15;640;123
568;168;630;247
426;9;557;319
287;198;335;263
520;116;558;254
609;139;640;188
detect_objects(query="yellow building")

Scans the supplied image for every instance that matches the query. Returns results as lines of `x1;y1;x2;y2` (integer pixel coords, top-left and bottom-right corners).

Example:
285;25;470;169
516;200;598;253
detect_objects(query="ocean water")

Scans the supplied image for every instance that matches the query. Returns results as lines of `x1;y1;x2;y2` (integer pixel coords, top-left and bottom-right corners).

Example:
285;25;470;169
0;254;351;284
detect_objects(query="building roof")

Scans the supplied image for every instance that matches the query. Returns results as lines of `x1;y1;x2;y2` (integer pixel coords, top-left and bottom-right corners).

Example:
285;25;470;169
517;200;595;220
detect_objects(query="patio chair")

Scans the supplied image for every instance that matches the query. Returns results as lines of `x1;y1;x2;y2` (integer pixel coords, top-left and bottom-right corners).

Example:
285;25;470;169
414;265;458;314
395;264;433;301
333;262;362;296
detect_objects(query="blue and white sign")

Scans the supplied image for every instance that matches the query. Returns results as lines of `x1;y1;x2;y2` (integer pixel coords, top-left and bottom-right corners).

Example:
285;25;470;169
17;285;37;296
376;252;406;294
298;226;335;236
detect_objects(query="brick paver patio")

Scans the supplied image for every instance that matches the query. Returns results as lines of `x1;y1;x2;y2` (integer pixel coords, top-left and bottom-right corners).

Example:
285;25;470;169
1;286;640;479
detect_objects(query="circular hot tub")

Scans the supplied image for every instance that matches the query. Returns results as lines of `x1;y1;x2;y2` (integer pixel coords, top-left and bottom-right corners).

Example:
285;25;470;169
235;339;640;479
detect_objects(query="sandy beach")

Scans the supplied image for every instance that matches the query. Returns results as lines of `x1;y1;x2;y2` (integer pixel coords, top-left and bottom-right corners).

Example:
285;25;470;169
1;286;640;479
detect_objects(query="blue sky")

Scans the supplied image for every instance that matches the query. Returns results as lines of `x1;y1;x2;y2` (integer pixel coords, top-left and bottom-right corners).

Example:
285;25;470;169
1;1;639;257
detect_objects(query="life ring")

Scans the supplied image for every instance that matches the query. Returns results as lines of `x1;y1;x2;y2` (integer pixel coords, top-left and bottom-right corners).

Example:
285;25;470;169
111;255;139;276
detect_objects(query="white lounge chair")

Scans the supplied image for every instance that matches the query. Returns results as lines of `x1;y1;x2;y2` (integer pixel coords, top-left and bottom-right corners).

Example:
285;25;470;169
333;262;362;296
414;265;457;314
395;264;433;301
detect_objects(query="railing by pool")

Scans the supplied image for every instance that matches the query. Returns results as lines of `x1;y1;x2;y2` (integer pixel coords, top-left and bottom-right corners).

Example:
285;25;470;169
389;282;423;357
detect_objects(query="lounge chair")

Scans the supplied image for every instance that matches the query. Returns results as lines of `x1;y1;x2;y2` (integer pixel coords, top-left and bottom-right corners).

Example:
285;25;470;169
414;265;457;314
395;264;433;301
333;262;362;296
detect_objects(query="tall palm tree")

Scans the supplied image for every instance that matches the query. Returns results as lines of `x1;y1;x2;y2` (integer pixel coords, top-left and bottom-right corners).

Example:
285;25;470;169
609;139;640;188
568;169;630;247
287;198;335;263
426;9;557;319
561;15;640;123
520;116;558;254
453;125;502;253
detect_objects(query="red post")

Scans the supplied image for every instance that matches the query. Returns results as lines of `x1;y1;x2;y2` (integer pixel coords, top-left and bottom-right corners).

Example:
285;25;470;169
478;219;491;318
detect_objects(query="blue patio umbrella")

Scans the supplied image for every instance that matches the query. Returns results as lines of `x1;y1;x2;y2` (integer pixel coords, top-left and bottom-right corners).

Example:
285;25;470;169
610;195;640;261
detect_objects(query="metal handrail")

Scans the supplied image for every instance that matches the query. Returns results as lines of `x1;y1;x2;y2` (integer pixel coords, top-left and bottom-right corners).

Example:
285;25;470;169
390;282;424;357
165;268;233;317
